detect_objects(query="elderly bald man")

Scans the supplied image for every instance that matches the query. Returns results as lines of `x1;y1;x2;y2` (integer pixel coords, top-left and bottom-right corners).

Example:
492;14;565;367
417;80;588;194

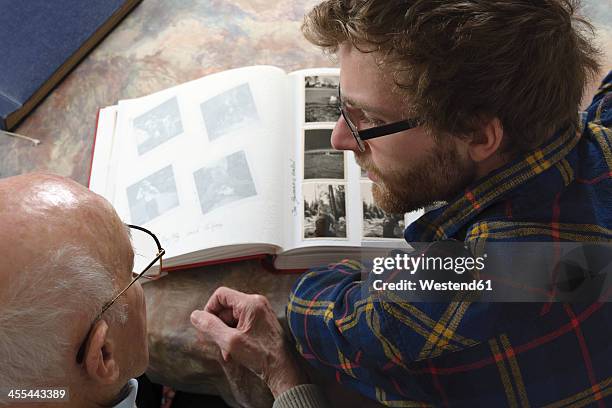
0;173;329;408
0;173;147;407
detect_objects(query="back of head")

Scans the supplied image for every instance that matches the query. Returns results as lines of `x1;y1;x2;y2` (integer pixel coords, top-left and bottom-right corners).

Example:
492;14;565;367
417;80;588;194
0;173;130;396
303;0;601;154
0;247;124;389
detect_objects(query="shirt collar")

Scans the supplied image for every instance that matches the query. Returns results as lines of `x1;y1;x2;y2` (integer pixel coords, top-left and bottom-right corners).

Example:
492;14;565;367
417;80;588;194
405;123;580;242
113;378;138;408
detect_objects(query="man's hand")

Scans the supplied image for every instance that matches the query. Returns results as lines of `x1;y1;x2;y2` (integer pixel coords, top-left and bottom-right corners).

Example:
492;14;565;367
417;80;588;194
190;287;308;398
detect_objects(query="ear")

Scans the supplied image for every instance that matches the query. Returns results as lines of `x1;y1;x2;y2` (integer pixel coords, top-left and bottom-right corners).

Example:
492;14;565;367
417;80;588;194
83;319;120;385
467;117;504;162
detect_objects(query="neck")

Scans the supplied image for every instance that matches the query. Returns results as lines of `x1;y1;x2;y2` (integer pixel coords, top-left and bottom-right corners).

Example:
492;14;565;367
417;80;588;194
105;382;132;406
474;152;511;180
65;382;130;408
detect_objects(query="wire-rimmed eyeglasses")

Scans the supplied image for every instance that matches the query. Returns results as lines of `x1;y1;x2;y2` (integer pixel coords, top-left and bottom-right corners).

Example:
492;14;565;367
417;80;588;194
338;86;421;152
75;224;164;364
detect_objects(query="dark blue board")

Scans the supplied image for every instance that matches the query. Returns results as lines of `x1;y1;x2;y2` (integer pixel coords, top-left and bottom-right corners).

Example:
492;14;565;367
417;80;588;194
0;0;141;130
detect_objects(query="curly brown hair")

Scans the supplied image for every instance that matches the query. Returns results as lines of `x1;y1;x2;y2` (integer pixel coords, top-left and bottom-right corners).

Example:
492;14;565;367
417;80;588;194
303;0;601;154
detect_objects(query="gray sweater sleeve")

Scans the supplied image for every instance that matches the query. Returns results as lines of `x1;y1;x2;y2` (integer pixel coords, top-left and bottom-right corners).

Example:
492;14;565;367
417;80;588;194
272;384;330;408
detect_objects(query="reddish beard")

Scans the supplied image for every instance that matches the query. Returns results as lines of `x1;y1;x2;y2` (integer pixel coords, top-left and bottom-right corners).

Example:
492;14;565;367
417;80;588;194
354;139;476;213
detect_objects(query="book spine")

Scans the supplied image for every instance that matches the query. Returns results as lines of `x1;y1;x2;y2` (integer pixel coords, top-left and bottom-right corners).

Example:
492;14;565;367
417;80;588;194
261;255;308;275
163;254;271;273
159;254;306;274
0;93;21;131
88;109;102;188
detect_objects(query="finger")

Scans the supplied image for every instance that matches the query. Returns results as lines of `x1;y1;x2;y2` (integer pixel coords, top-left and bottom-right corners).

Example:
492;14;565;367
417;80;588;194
197;303;236;326
204;286;245;314
190;309;238;353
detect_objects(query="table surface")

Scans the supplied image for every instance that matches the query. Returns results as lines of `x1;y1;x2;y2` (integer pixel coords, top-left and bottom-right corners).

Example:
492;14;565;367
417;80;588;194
2;0;611;406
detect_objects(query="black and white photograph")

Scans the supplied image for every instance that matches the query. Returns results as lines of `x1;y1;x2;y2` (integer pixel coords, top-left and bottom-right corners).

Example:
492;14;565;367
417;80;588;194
303;183;347;239
361;182;405;239
133;97;184;155
193;150;257;215
200;83;259;141
305;75;340;123
127;165;180;225
304;128;345;179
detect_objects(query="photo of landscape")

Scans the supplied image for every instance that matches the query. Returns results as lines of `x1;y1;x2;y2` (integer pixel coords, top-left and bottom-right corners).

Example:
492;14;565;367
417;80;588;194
303;128;344;179
305;75;340;123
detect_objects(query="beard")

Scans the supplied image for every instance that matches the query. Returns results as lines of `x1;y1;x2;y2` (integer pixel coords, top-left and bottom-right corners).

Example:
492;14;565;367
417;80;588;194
355;139;477;214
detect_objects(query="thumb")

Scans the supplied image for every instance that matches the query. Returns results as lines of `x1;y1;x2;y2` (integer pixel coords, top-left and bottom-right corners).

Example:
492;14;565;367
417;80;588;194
190;310;237;353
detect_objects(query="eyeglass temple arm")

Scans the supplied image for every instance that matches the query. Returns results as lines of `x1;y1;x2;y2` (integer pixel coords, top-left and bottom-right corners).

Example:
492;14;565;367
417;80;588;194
76;249;165;364
77;226;164;364
338;86;419;141
359;119;420;140
100;248;165;317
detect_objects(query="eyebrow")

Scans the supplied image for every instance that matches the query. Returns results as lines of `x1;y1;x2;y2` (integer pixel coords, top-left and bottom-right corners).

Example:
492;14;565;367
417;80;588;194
341;94;392;118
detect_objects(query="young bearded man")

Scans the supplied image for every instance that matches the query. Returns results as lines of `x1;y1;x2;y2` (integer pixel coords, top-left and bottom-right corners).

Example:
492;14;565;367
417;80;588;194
283;0;612;406
192;0;610;406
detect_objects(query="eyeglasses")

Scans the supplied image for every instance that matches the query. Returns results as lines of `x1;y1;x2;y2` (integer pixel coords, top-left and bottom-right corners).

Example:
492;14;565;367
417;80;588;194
75;224;165;364
338;86;421;152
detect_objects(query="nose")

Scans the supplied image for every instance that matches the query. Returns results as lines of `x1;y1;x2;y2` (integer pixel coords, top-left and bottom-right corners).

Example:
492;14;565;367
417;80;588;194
331;115;360;152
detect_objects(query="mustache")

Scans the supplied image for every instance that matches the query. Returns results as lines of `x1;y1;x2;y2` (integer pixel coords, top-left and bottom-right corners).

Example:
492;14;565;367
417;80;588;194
353;150;369;169
354;151;382;178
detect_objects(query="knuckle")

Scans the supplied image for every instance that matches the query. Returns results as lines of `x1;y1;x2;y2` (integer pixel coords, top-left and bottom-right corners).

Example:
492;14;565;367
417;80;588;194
214;286;229;296
251;294;269;307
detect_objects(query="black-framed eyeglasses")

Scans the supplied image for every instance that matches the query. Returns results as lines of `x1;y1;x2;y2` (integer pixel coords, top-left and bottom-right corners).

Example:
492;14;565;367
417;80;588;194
338;86;420;152
75;224;165;364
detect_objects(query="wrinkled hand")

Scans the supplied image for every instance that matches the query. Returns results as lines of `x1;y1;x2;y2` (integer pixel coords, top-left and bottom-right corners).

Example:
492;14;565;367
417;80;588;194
191;287;307;398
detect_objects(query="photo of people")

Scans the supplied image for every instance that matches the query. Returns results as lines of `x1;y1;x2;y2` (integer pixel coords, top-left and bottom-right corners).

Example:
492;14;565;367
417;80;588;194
305;75;340;123
193;150;257;215
304;128;344;179
303;182;347;239
361;182;405;239
133;97;184;155
126;165;180;225
200;83;259;141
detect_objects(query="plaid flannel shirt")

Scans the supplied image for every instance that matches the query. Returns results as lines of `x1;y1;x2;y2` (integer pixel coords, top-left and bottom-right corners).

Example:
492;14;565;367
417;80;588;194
287;71;612;407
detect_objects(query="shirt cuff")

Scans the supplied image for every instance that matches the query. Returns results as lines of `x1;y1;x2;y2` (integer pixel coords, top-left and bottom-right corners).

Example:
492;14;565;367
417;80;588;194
272;384;329;408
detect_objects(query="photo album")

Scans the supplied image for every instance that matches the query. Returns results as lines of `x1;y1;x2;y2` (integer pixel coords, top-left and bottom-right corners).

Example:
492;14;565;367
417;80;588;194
90;66;423;274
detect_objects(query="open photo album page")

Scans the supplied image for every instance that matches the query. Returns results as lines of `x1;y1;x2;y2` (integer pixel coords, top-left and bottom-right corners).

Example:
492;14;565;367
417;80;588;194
92;65;424;271
286;68;422;252
107;66;293;267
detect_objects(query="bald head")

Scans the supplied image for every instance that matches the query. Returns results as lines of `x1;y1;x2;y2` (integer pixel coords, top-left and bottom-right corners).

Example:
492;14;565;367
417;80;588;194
0;173;146;398
0;173;132;286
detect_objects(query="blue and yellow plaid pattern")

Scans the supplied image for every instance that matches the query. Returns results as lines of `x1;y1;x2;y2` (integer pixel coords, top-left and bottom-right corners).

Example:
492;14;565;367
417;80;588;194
287;71;612;407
